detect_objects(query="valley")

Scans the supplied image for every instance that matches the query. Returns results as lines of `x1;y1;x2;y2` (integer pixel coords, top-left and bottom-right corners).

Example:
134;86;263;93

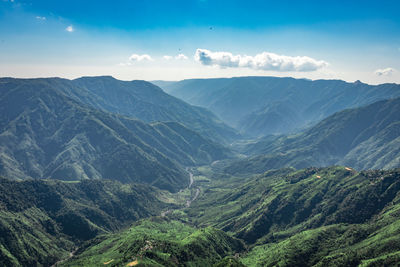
3;1;400;266
51;165;400;266
1;76;400;266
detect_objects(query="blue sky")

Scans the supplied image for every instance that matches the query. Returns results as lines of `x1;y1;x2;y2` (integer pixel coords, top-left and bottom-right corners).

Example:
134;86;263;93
1;0;400;84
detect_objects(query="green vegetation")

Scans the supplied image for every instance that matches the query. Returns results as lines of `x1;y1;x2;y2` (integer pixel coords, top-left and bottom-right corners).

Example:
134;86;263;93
185;166;400;266
63;218;245;267
1;76;400;266
73;76;240;143
0;77;234;192
213;257;246;267
188;167;400;243
0;177;170;266
241;203;400;266
55;166;400;267
228;97;400;174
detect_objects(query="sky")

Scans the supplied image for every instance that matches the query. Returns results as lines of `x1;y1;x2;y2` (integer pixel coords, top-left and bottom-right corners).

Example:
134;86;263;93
0;0;400;84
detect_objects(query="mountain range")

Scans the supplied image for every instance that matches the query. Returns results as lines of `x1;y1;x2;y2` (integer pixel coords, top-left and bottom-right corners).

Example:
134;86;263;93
154;77;400;136
65;76;238;143
225;96;400;175
1;75;400;266
0;77;233;192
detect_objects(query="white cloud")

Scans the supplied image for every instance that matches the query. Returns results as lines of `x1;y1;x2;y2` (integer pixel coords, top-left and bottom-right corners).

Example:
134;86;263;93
65;25;74;32
175;54;188;60
36;16;46;20
163;55;173;60
374;67;395;76
129;54;153;62
194;48;328;72
119;54;154;66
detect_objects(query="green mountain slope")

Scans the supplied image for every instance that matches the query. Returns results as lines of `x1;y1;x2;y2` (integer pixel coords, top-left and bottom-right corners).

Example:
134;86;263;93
228;97;400;174
187;166;400;266
72;76;239;143
154;77;400;136
189;167;400;243
0;78;232;191
62;218;245;267
0;177;169;266
58;166;400;267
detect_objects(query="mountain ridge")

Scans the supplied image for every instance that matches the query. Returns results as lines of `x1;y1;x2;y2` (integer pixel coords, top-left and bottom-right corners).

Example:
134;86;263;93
227;97;400;175
0;177;170;266
0;77;233;191
154;76;400;136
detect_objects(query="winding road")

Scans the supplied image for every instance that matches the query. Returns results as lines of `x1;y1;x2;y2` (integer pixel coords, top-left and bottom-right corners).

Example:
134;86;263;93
186;188;200;207
161;169;199;216
188;171;194;188
51;248;77;267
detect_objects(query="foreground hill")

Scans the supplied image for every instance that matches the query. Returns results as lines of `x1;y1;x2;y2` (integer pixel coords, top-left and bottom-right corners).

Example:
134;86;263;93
0;78;232;191
154;77;400;136
53;166;400;266
227;97;400;175
188;166;400;266
0;177;169;266
63;218;245;266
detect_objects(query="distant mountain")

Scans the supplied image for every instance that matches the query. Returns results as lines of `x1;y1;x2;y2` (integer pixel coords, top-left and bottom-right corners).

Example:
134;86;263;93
226;97;400;175
0;78;232;191
71;76;239;143
155;77;400;136
151;80;178;90
0;177;169;266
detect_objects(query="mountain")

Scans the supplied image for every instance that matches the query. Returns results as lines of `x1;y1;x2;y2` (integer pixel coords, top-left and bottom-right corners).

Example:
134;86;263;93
62;218;245;266
225;97;400;175
0;177;170;266
154;77;400;136
151;80;178;90
188;166;400;266
53;166;400;266
0;78;232;191
71;76;239;143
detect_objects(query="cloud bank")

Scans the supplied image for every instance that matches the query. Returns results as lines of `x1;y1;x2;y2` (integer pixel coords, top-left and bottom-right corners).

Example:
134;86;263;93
194;49;328;72
129;54;153;62
375;67;395;76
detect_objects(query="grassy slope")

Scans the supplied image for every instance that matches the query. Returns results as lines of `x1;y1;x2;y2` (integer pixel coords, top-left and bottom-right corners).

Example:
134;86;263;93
242;200;400;266
182;166;400;266
2;166;400;266
63;218;245;267
189;167;400;242
0;177;170;266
